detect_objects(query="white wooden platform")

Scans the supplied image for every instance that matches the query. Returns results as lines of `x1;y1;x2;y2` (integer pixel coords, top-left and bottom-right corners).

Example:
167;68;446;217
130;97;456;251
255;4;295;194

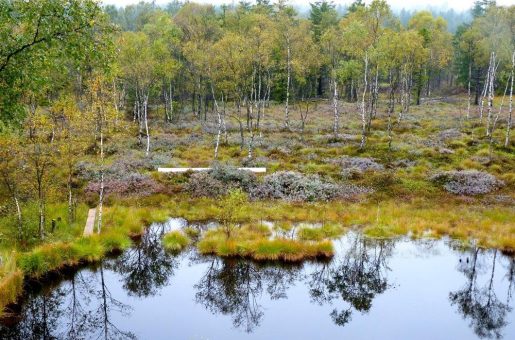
158;167;267;173
83;208;97;236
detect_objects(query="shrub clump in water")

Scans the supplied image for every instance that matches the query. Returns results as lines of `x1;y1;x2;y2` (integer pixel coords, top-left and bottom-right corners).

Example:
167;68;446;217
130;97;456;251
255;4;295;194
430;170;504;195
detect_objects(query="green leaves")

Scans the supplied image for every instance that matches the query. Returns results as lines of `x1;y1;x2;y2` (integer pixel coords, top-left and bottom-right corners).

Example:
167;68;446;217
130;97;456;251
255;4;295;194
0;0;115;129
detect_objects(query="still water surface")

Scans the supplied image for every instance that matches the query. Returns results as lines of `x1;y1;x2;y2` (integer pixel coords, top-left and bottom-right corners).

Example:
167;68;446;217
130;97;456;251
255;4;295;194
1;218;514;340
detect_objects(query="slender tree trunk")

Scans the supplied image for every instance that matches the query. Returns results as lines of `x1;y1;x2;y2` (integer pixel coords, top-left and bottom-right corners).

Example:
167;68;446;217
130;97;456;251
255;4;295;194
486;52;496;137
489;76;509;160
332;75;339;138
68;165;74;223
14;196;22;239
285;37;291;130
1;173;23;239
388;71;397;150
506;51;514;147
143;92;150;156
37;169;45;239
467;61;472;120
211;83;223;160
236;100;245;150
360;53;369;149
480;54;493;124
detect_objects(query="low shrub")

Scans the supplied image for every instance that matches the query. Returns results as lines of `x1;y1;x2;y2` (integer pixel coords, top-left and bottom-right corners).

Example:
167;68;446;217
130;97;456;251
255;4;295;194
335;156;384;178
185;165;258;198
209;164;257;191
251;171;366;202
186;172;226;198
430;170;504;195
86;173;163;197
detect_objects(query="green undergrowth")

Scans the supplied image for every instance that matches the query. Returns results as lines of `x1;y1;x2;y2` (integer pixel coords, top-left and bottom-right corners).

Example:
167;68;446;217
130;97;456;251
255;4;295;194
162;230;190;251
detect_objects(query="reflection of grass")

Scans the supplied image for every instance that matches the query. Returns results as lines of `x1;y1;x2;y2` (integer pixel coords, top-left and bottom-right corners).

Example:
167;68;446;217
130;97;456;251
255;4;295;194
0;206;164;316
197;227;333;262
162;231;190;251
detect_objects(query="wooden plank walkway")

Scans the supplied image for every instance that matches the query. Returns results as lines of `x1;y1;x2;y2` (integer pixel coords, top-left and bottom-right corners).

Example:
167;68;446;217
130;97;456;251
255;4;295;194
83;208;97;236
158;167;266;173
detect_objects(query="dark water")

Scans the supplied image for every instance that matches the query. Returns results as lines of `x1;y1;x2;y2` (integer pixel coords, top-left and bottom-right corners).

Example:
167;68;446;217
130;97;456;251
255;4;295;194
1;218;514;340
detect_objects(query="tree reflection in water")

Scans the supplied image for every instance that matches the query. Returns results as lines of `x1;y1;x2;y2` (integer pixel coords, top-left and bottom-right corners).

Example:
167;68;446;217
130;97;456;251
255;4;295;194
308;232;394;327
0;264;135;339
109;223;179;297
194;257;302;333
450;248;513;339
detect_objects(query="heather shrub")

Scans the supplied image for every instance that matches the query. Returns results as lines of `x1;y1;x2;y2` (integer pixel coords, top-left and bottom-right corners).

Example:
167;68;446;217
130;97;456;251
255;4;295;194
251;171;368;202
209;164;257;191
331;156;384;179
185;165;258;198
339;157;384;172
85;173;163;197
430;170;504;195
186;172;226;198
437;128;462;141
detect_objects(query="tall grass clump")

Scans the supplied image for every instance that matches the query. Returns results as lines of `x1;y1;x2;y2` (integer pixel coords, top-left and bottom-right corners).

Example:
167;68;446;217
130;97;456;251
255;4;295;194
297;223;345;241
162;231;190;251
17;232;133;278
197;227;333;262
0;252;23;316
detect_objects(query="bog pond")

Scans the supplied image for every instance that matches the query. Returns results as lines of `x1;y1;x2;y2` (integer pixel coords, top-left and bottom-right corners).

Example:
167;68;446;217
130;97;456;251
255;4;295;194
1;218;514;340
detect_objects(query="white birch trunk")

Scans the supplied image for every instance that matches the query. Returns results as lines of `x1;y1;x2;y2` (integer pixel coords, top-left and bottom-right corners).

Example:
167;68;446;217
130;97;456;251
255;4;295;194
97;126;104;234
360;53;369;149
143;93;150;156
285;37;291;129
467;61;472;120
211;83;223;160
332;76;339;138
505;51;514;147
486;52;496;137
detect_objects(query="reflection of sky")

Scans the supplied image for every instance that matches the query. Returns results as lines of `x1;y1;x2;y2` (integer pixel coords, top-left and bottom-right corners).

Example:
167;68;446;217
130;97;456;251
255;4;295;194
101;0;514;12
3;225;514;339
110;234;514;339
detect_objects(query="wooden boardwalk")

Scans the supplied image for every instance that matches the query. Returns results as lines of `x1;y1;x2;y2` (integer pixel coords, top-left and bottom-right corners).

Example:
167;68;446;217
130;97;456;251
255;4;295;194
83;208;97;236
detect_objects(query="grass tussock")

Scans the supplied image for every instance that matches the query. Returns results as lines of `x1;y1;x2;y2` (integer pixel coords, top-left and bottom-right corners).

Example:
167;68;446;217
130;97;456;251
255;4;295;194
297;223;346;241
197;227;333;262
162;231;190;251
0;253;24;316
17;232;132;278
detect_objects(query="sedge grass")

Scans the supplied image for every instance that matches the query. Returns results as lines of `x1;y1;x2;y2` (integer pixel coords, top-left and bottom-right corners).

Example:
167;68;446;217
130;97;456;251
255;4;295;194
162;231;190;251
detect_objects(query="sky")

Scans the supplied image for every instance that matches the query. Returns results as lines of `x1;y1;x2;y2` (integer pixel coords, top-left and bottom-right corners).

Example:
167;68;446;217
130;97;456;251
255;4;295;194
102;0;515;12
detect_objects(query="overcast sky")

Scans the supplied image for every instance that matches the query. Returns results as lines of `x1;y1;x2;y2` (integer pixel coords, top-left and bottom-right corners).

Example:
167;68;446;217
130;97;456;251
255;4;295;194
102;0;514;12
